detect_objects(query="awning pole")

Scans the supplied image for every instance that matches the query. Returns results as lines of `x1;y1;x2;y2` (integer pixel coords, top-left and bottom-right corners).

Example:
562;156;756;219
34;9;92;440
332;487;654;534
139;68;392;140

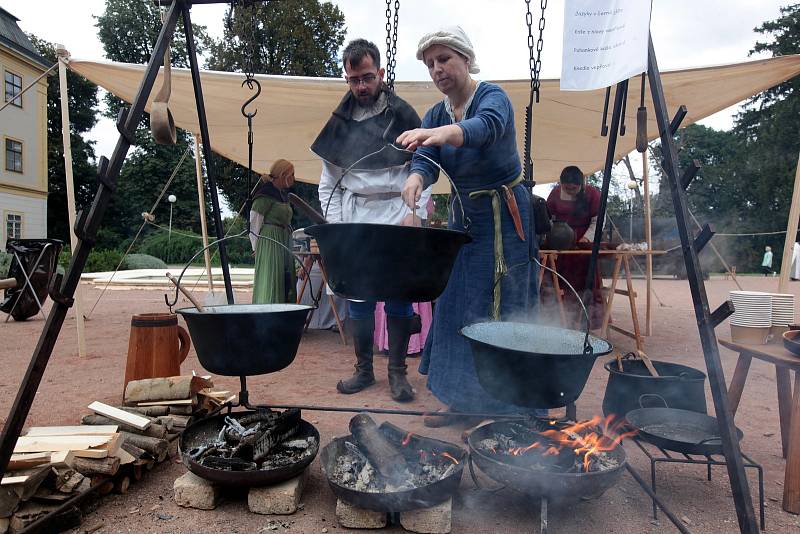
778;152;800;294
56;48;87;359
193;134;215;291
642;153;652;336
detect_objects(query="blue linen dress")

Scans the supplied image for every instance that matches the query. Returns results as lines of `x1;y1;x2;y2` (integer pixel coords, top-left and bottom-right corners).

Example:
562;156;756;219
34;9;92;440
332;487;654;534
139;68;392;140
411;82;540;413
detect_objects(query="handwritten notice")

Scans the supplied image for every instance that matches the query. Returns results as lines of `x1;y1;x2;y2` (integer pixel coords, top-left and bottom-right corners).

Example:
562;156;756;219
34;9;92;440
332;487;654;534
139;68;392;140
560;0;652;91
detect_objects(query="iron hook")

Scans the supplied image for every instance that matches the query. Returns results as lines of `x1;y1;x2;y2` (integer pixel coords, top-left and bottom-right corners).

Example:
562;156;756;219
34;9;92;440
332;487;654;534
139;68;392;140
241;77;261;119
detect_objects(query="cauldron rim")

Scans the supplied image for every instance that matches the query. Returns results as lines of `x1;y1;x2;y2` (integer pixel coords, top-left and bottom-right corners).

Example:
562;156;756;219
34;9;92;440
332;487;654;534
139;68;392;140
461;322;612;358
177;303;314;316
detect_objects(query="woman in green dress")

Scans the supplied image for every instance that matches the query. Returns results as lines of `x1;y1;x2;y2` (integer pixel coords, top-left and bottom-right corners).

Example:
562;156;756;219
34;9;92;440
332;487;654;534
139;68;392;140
250;159;297;304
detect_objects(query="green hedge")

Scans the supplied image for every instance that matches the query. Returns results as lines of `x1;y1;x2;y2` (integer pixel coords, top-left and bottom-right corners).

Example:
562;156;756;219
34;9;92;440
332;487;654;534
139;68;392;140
0;251;9;278
138;227;254;266
124;254;167;270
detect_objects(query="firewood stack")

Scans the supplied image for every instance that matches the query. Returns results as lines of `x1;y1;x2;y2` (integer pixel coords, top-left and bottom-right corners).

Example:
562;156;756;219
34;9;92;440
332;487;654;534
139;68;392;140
0;375;230;532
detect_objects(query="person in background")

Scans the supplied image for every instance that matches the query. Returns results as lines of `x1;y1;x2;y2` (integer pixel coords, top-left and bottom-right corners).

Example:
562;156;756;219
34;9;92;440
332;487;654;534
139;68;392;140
250;159;296;304
311;38;430;402
761;246;773;276
398;26;539;426
546;166;603;327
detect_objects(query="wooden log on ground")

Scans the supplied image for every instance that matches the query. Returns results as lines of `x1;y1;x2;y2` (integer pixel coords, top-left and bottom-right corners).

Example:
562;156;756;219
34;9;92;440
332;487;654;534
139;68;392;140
90;477;114;496
81;415;166;439
349;414;409;483
121;443;147;460
130;463;143;482
113;476;130;494
0;487;20;518
124;376;212;404
72;457;120;477
118;432;167;457
167;405;194;415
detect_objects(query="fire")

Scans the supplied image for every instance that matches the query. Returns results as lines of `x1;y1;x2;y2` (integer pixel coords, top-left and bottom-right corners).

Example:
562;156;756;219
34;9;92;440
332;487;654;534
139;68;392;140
500;415;636;472
436;451;460;465
402;432;414;447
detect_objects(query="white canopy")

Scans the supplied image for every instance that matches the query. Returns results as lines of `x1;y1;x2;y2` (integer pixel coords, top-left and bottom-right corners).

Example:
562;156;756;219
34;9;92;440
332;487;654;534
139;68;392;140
67;55;800;194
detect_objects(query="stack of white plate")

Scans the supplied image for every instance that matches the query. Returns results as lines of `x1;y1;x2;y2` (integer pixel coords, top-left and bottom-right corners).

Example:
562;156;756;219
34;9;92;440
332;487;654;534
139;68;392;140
770;293;795;326
729;291;772;327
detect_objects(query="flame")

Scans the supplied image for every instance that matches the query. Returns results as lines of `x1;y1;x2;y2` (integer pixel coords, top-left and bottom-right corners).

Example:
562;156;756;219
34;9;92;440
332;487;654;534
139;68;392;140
402;432;413;447
436;451;460;465
492;415;636;472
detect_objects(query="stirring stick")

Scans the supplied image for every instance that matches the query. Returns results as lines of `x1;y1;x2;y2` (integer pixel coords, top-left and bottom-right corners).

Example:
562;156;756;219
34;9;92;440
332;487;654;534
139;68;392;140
166;273;205;312
636;350;659;377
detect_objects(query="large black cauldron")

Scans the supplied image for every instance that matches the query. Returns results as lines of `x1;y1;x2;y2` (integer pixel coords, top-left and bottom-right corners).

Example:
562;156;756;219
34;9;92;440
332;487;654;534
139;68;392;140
461;322;612;409
177;304;312;376
304;223;471;302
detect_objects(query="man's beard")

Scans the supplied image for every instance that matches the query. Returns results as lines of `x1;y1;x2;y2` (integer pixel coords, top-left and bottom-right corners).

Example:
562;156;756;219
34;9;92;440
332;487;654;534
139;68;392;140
355;89;381;107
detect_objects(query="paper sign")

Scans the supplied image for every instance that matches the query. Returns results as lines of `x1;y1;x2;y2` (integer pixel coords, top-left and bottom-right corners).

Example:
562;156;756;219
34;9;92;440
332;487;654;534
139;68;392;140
560;0;652;91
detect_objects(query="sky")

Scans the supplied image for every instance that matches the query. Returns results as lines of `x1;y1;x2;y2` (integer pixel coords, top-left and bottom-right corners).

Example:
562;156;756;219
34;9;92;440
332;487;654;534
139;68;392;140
2;0;790;200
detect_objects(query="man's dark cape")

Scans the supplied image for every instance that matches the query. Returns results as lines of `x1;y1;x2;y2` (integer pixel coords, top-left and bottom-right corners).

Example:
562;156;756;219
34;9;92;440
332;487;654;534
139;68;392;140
310;86;421;170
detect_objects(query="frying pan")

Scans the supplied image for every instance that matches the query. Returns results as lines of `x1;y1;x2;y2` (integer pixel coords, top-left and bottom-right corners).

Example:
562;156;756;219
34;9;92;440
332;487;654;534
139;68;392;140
625;395;743;456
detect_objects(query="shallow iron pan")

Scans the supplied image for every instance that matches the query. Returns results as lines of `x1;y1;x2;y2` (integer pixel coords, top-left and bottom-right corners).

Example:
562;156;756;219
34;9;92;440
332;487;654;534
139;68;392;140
180;410;319;487
625;406;743;456
320;429;466;512
467;420;626;503
305;223;471;302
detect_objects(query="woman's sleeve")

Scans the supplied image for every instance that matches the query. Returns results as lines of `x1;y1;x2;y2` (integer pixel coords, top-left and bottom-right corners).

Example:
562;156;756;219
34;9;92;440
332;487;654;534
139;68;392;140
249;209;263;252
409;108;441;190
458;85;513;149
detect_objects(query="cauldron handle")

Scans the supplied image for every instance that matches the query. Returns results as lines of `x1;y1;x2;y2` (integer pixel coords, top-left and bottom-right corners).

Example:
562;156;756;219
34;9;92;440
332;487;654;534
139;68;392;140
638;393;669;409
164;231;319;312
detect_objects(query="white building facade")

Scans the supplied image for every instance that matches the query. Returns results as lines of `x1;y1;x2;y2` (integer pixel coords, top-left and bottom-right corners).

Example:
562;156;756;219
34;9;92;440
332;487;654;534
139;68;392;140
0;6;49;250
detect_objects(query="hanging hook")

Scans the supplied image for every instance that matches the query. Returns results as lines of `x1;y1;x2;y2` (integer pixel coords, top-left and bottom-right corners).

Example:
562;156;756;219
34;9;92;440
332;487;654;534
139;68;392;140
240;77;261;118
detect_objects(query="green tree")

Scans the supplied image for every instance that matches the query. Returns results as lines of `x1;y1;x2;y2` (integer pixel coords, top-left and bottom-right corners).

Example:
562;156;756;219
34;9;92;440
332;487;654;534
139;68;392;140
206;0;346;219
94;0;215;247
28;36;99;243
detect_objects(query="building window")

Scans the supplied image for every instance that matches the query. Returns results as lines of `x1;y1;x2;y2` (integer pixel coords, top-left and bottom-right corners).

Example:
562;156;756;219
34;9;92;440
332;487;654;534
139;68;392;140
6;213;22;241
4;71;22;107
5;139;22;173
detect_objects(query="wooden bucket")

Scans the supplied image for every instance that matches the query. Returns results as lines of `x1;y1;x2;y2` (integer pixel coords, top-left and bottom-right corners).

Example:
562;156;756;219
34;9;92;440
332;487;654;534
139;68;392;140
124;313;191;390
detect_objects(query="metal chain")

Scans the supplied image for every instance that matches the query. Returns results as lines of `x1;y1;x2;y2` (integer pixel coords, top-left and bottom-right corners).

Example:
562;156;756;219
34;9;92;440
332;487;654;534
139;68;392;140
526;0;547;101
384;0;400;90
244;2;258;82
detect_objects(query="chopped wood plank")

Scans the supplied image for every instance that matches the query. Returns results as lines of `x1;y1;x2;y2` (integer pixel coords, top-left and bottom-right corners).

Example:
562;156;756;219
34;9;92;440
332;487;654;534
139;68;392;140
136;399;193;406
1;476;29;486
25;425;118;436
71;449;108;459
7;453;50;470
49;451;75;468
88;401;150;431
14;435;111;454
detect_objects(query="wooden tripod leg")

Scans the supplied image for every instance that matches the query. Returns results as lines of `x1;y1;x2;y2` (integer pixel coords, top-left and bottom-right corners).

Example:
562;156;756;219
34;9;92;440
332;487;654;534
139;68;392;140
601;255;623;336
623;256;644;351
318;258;347;346
548;255;567;326
296;256;313;303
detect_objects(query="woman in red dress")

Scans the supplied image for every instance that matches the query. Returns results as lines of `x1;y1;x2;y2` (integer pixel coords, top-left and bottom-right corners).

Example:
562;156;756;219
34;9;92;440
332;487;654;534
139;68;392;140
546;166;603;327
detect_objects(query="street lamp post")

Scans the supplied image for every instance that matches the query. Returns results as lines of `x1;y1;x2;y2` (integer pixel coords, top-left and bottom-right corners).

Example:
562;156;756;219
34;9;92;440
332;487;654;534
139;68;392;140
168;194;177;264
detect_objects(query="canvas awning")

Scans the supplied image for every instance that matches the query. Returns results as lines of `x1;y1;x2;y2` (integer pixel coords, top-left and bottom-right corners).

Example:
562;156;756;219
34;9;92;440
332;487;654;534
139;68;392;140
67;55;800;194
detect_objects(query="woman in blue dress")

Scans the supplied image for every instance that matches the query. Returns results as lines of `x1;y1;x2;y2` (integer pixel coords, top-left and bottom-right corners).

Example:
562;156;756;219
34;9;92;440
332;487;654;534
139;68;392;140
397;26;540;426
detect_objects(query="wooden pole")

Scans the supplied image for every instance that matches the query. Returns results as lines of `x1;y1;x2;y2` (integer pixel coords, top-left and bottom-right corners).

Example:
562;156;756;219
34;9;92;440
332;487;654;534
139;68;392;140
193;134;215;291
778;152;800;294
642;153;652;336
56;48;87;359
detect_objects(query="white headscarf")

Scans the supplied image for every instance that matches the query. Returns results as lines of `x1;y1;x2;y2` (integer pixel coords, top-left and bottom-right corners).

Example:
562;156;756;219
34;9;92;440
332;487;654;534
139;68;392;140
416;25;480;74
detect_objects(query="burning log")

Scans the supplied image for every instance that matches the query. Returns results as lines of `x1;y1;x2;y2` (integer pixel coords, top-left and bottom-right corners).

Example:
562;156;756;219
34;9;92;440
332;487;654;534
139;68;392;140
348;414;409;484
253;409;301;462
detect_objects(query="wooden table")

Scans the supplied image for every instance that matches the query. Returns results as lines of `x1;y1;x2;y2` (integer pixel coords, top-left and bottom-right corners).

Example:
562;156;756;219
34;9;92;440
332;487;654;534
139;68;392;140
538;249;665;351
719;337;800;513
295;251;347;345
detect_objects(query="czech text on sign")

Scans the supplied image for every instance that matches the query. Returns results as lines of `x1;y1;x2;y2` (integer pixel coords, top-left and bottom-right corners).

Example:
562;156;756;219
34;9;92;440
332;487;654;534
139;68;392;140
560;0;652;91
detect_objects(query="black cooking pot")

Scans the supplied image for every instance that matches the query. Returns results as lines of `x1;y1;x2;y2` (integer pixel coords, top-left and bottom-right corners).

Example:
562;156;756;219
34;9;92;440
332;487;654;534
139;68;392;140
467;420;626;502
179;411;319;487
304;223;471;302
177;304;312;376
461;322;612;409
320;428;466;512
602;359;707;417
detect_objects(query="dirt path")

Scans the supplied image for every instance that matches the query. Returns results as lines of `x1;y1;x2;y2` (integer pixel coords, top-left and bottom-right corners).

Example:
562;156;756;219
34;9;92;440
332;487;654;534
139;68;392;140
1;276;798;533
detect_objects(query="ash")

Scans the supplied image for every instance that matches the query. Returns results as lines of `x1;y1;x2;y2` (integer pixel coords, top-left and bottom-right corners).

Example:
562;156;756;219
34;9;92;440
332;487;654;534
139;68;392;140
331;441;458;493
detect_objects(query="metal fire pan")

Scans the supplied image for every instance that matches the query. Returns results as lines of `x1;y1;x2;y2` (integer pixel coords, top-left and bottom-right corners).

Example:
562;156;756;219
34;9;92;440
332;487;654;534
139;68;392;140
320;431;466;512
467;420;626;503
179;411;319;487
462;322;612;409
305;223;471;302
